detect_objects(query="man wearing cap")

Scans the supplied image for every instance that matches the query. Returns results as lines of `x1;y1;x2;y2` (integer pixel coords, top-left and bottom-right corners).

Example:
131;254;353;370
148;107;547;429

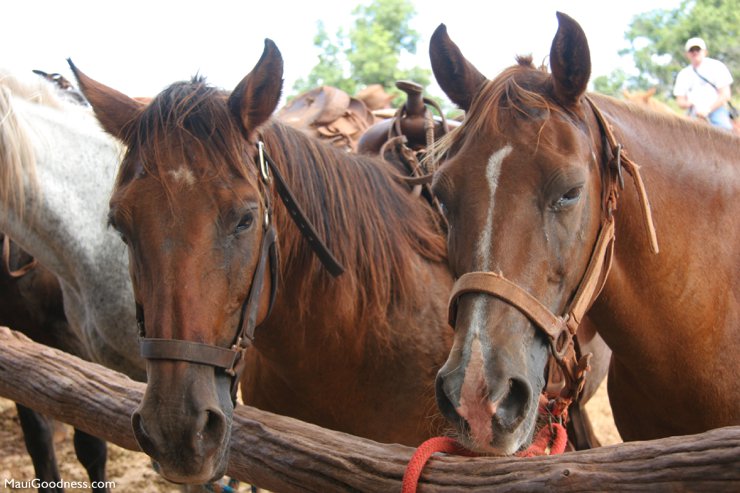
673;37;734;131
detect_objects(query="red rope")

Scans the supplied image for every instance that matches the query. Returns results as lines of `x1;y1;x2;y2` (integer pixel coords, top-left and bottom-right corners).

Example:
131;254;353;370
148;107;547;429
401;437;477;493
401;423;568;493
515;421;568;458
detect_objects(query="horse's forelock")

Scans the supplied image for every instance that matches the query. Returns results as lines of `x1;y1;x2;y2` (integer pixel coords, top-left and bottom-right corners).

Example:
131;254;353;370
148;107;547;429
427;61;572;168
119;78;259;194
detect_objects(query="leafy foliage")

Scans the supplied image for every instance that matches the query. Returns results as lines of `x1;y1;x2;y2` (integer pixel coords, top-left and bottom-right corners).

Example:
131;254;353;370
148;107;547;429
292;0;430;103
596;0;739;104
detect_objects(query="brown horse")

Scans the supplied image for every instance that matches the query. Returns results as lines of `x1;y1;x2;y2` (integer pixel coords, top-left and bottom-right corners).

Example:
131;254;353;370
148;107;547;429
622;88;682;117
70;41;455;484
428;12;739;454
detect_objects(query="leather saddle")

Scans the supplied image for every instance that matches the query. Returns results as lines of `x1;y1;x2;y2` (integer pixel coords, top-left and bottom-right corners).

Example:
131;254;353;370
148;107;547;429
276;86;376;152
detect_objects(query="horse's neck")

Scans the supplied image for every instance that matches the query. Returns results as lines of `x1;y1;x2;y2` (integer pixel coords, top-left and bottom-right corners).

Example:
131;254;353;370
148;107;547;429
6;99;119;283
2;98;143;377
592;100;739;354
258;126;449;357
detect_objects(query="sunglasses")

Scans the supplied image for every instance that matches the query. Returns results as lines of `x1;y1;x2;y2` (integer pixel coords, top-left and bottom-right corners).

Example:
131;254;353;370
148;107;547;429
688;47;702;53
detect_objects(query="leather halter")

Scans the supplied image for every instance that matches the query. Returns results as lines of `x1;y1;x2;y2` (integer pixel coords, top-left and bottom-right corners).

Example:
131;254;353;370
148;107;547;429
447;97;659;408
2;234;38;278
138;142;345;402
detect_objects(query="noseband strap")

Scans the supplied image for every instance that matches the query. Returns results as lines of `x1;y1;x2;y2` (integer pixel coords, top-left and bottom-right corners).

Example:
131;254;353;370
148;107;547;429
139;223;278;400
140;339;240;369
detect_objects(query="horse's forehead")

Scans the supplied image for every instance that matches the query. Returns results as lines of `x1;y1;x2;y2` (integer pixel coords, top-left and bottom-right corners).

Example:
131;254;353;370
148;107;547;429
167;167;197;187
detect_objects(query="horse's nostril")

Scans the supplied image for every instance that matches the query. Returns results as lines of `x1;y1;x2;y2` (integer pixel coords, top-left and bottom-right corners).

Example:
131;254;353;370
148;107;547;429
131;411;144;437
435;373;467;432
131;411;157;455
495;378;531;432
196;409;227;444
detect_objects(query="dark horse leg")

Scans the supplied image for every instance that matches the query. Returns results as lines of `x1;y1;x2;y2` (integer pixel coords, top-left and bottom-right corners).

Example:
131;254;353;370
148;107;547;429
567;400;601;450
17;404;110;492
73;429;109;493
16;403;63;493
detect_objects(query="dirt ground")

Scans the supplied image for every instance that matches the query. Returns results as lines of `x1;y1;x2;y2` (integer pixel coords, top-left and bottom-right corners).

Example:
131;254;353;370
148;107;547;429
0;381;620;492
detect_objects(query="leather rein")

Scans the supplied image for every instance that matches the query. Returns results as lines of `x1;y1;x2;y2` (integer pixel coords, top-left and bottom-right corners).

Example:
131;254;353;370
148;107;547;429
138;142;345;402
448;97;659;412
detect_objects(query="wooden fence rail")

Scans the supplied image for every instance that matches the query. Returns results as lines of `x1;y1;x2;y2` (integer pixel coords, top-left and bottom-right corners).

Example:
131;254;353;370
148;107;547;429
0;326;738;492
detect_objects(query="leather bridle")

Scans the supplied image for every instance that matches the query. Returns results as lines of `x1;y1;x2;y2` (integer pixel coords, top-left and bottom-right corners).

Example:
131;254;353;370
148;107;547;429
137;142;345;403
447;97;659;412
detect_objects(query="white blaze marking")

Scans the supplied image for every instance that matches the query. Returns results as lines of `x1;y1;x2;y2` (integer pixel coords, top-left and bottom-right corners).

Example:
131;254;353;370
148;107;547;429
470;145;512;337
168;167;196;186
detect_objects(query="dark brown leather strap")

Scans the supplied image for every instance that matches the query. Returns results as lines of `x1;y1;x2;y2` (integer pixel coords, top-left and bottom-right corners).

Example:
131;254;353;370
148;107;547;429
258;143;345;277
2;234;38;278
140;338;239;369
236;225;277;346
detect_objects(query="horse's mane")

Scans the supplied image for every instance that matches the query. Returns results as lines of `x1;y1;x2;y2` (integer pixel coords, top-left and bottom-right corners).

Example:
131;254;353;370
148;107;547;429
261;122;447;329
1;69;106;220
118;77;448;341
0;70;48;219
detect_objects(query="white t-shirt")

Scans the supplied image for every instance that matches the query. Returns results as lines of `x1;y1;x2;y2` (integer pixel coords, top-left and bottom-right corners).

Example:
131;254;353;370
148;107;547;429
673;57;733;112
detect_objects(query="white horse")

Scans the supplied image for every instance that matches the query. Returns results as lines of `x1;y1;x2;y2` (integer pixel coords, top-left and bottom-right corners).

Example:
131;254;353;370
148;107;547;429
0;69;142;377
0;69;142;491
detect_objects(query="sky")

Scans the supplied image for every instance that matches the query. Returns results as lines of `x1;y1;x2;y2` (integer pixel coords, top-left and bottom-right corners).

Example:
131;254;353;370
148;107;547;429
3;0;683;104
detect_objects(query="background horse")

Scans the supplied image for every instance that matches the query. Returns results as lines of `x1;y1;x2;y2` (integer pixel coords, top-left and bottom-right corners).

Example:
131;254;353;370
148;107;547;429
0;69;143;490
428;12;739;454
621;88;682;117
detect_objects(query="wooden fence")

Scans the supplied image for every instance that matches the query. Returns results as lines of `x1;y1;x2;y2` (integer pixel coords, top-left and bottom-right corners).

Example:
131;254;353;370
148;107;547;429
0;326;738;492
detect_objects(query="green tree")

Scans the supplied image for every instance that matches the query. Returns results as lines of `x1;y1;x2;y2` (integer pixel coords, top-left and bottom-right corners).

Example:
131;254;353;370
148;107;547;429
595;0;740;104
292;0;430;102
593;69;629;96
295;21;348;92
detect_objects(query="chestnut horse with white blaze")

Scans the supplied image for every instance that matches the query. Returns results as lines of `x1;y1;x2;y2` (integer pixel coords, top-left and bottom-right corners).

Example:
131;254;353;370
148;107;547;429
428;12;739;454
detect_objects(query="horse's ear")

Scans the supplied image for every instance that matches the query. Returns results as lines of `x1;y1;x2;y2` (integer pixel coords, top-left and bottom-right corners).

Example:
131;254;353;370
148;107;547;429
429;24;487;111
67;59;143;142
549;12;591;107
228;39;284;140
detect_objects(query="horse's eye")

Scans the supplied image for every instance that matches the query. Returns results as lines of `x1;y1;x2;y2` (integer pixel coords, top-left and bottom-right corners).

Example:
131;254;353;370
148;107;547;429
439;201;449;217
553;186;582;210
235;212;255;233
107;214;129;244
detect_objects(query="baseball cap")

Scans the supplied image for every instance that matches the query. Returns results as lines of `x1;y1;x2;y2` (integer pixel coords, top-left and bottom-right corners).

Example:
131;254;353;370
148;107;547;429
685;37;706;51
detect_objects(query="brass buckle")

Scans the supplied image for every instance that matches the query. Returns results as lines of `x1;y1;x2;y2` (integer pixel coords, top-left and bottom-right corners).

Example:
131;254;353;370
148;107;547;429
258;141;271;184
